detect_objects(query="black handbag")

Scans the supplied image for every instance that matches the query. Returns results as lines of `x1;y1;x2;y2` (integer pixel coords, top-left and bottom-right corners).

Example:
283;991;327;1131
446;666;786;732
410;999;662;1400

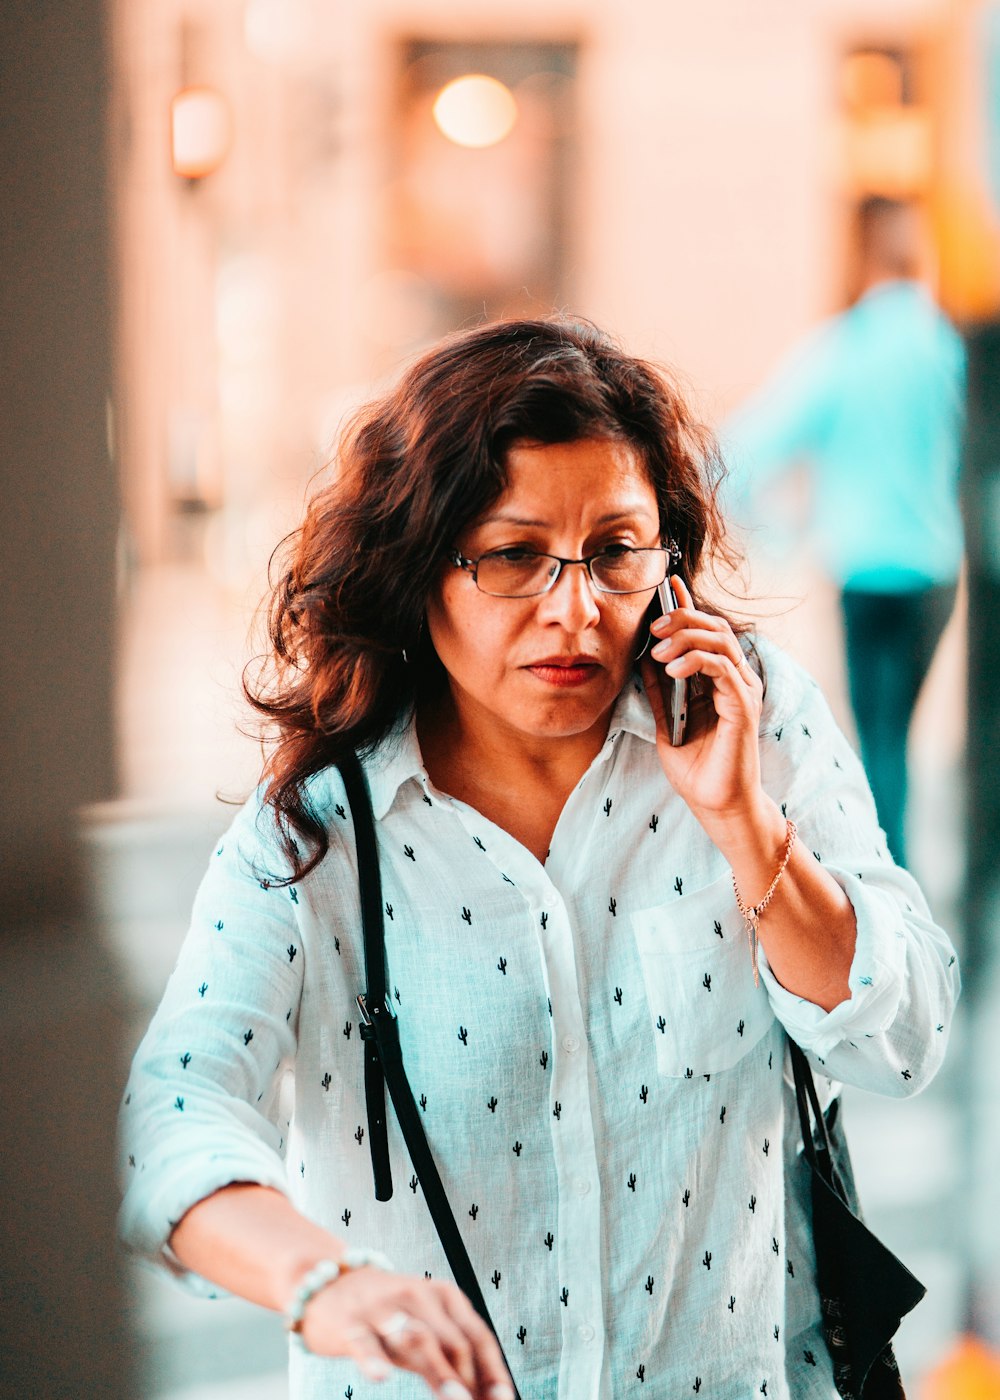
789;1039;926;1399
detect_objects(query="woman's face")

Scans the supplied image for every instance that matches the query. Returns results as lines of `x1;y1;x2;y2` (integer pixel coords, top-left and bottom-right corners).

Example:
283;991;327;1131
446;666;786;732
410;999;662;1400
425;437;661;755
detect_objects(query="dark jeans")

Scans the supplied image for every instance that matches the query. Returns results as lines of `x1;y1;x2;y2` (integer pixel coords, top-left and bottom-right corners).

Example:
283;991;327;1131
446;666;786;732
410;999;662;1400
841;583;957;867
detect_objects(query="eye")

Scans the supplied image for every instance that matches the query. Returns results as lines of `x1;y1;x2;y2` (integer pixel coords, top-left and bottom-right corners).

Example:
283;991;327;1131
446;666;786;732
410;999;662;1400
486;547;542;563
595;542;635;559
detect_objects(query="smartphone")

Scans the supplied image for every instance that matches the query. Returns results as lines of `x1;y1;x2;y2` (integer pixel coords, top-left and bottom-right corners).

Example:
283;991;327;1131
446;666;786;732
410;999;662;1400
656;577;688;746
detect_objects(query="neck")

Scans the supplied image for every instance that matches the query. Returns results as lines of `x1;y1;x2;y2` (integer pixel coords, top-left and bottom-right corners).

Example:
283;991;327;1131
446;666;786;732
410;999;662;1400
860;269;914;295
416;690;611;810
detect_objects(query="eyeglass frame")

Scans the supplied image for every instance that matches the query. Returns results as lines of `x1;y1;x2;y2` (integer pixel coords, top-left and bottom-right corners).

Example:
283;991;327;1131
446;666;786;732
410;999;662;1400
447;539;682;598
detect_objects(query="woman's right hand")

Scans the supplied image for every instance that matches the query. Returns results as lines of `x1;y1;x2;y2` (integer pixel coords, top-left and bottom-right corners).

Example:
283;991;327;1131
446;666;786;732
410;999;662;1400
168;1187;513;1399
300;1264;515;1400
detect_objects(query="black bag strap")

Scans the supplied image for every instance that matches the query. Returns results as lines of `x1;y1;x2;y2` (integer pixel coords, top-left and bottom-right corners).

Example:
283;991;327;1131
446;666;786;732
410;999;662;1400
338;751;394;1202
789;1038;836;1183
790;1039;861;1210
336;751;522;1400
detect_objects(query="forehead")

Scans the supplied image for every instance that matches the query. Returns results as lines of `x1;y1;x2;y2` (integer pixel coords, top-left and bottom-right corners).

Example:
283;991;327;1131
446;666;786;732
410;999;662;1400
485;438;658;524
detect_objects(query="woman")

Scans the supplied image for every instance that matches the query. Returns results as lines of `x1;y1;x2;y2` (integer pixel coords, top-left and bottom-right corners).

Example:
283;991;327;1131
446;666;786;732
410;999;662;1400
120;317;959;1400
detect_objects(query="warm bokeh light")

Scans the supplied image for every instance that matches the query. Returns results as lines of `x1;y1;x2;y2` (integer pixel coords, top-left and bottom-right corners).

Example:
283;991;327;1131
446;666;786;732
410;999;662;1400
432;74;518;148
170;87;232;179
922;1335;1000;1399
838;108;933;196
842;50;905;110
836;47;930;199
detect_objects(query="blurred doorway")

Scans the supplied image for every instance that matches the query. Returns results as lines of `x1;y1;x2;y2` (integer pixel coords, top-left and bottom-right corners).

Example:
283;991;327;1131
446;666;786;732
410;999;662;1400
385;39;578;345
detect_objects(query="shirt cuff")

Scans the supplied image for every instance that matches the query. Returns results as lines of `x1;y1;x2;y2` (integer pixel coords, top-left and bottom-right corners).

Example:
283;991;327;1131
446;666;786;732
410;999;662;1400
119;1143;292;1295
756;868;909;1060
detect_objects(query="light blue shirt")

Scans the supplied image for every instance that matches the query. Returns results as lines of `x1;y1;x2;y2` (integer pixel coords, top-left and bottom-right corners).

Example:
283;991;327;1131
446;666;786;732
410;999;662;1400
119;641;959;1400
724;281;965;592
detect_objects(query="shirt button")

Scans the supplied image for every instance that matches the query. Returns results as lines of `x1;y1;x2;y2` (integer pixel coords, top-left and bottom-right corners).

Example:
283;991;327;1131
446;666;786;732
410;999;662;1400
574;1178;591;1197
562;1035;580;1054
578;1322;595;1343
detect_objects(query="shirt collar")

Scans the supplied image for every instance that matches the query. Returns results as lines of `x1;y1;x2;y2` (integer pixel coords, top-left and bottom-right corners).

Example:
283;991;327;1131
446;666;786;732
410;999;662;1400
363;676;657;820
606;673;657;745
364;713;427;820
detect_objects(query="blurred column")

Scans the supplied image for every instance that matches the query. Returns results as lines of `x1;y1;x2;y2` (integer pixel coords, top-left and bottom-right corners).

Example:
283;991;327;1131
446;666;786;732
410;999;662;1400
956;0;1000;1343
960;323;1000;1341
962;328;1000;1016
0;1;134;1396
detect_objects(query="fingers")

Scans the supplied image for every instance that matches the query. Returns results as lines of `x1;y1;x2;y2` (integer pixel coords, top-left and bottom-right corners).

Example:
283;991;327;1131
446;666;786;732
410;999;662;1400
377;1302;479;1395
342;1322;395;1383
651;580;737;645
376;1311;473;1397
652;627;756;688
438;1284;516;1397
648;579;755;687
664;572;693;609
376;1305;511;1400
657;647;757;707
332;1277;514;1400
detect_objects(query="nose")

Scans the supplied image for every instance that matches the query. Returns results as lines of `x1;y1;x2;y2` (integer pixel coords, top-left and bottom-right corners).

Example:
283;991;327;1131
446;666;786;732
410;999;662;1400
536;560;602;629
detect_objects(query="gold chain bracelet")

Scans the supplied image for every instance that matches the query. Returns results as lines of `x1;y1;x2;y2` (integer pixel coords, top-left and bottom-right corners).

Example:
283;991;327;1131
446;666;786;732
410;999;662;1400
732;818;797;987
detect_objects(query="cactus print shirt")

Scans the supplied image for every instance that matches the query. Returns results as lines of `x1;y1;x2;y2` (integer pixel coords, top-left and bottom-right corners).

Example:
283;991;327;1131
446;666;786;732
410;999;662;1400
119;640;959;1400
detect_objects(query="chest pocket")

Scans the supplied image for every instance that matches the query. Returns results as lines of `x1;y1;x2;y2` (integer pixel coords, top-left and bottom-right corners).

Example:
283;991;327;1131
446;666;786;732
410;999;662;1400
631;876;773;1077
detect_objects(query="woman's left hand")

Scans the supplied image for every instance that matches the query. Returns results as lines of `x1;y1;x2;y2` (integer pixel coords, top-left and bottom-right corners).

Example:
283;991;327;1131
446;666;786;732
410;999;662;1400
640;577;764;826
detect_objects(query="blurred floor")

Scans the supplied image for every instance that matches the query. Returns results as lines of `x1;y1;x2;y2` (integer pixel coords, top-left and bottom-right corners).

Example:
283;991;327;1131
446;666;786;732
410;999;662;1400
89;540;985;1400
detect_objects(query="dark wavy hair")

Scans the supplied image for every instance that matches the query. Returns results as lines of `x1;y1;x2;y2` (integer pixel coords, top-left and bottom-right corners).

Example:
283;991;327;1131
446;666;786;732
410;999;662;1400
246;316;742;882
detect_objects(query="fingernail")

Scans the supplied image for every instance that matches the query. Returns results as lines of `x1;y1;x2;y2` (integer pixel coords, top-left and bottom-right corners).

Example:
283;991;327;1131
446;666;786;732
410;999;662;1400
650;641;671;660
666;659;684;675
489;1387;516;1400
359;1358;391;1381
438;1384;474;1400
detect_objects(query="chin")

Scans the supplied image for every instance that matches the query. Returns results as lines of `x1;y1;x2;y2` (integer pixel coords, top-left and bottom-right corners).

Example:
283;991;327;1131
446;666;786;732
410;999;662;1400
516;696;616;741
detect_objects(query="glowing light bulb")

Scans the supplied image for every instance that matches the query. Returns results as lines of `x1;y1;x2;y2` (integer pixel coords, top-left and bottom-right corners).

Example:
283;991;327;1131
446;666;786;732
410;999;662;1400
432;75;518;149
170;88;232;179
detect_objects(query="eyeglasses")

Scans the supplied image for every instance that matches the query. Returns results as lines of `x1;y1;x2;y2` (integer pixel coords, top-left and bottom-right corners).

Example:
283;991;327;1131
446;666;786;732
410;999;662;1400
448;543;680;598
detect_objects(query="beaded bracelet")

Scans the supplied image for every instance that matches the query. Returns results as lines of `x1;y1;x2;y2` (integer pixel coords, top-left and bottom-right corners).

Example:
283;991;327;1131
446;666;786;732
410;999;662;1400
285;1247;395;1352
732;818;797;988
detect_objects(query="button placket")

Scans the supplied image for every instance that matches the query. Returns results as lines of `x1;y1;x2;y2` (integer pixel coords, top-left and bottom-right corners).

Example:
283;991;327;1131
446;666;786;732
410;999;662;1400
421;759;612;1399
539;900;605;1400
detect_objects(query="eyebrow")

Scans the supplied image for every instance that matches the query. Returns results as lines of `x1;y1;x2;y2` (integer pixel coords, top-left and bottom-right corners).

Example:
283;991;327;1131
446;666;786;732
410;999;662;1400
477;508;658;528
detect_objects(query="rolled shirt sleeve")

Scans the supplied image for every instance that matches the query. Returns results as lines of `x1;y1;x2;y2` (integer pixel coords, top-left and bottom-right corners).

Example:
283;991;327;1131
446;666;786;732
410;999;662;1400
753;640;960;1092
118;798;306;1288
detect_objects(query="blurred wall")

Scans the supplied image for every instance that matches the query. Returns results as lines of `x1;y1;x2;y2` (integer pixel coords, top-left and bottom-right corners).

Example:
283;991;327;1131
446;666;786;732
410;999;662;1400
111;0;997;576
0;1;134;1394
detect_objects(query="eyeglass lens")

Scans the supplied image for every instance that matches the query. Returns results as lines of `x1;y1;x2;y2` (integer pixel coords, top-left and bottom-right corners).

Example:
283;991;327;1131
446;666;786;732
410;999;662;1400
476;549;669;597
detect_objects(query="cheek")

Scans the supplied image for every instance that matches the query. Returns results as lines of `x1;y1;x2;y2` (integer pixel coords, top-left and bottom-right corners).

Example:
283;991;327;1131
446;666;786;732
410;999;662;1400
426;583;505;678
610;595;655;652
632;595;656;638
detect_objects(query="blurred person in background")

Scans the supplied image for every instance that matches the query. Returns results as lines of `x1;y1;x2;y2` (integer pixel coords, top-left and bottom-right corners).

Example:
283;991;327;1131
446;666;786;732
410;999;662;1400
724;196;965;867
119;318;958;1399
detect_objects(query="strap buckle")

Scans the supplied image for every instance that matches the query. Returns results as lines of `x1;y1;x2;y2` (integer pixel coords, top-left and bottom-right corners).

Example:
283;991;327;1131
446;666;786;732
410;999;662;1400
357;991;396;1041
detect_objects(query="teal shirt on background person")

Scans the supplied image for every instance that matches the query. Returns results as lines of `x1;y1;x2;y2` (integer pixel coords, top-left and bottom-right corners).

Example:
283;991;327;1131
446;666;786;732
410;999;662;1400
723;280;966;593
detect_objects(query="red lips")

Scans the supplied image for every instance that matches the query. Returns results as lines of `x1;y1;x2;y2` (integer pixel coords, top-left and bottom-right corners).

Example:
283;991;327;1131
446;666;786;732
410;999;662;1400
525;656;600;686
